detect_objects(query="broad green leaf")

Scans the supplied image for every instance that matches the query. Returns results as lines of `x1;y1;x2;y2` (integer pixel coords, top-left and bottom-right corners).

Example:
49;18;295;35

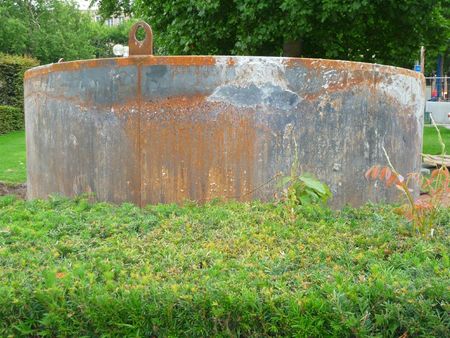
299;174;327;195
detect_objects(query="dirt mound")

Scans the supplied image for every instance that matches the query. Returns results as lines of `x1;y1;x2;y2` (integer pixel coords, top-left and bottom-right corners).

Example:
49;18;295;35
0;182;26;199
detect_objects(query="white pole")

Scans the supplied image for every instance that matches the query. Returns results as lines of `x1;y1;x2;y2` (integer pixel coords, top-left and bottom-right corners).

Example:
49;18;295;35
444;75;448;100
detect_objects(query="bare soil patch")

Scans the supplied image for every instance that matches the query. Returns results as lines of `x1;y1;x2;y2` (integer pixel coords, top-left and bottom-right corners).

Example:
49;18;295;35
0;182;26;199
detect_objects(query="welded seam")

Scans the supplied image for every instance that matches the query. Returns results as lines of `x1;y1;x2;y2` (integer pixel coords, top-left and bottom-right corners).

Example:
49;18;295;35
137;62;143;207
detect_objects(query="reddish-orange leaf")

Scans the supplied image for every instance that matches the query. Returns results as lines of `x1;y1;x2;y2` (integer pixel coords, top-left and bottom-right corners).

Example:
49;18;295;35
384;167;392;181
442;169;450;179
371;166;380;180
422;178;432;189
431;169;440;178
56;272;66;279
386;174;398;187
364;167;373;180
379;167;388;181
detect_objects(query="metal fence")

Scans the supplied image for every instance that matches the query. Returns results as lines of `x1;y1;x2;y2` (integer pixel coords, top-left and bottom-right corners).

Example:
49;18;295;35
425;76;449;101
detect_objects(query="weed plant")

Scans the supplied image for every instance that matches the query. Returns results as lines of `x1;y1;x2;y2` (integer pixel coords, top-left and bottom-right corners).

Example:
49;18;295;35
366;115;449;236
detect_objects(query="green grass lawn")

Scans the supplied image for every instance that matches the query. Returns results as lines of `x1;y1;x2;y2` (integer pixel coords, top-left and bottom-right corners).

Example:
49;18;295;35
0;131;26;183
423;125;450;155
0;196;448;336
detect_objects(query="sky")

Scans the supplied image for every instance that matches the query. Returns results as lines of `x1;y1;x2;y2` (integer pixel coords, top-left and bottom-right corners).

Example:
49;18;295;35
74;0;98;11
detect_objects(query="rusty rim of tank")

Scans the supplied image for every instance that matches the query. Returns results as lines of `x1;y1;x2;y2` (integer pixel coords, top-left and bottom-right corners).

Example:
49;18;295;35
25;21;424;82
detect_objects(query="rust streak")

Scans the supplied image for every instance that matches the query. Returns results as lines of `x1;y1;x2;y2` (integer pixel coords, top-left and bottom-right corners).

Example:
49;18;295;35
137;60;143;207
139;95;255;204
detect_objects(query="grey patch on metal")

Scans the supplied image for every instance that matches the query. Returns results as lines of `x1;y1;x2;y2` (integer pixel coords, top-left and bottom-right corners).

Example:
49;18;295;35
142;65;228;98
210;83;299;110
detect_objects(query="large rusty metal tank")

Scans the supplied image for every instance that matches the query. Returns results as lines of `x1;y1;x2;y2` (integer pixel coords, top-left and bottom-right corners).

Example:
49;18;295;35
24;22;425;208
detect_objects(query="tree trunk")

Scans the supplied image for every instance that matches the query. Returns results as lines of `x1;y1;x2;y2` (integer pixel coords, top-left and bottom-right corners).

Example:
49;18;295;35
283;39;302;57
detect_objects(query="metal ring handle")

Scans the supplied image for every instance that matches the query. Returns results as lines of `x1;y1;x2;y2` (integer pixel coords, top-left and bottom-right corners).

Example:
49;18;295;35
128;21;153;56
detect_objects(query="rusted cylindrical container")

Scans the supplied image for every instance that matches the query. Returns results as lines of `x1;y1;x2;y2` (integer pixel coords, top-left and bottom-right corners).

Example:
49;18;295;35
24;24;425;208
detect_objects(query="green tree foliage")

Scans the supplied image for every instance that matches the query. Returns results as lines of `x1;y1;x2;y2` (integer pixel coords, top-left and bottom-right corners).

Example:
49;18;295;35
0;0;130;64
90;20;138;59
95;0;450;70
0;0;95;63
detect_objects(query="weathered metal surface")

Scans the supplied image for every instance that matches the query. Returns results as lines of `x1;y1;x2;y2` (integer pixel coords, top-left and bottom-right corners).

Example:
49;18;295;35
128;21;153;56
24;56;425;208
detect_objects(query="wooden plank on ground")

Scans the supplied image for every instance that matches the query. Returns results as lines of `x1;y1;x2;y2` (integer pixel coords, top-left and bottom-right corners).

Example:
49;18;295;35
422;154;450;167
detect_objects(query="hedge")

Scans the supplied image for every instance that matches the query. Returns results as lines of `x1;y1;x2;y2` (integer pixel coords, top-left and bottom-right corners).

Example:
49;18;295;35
0;53;39;109
0;54;38;133
0;197;448;337
0;105;23;134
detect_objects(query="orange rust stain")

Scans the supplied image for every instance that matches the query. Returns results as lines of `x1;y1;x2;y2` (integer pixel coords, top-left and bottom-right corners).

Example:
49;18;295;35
137;61;143;207
115;56;217;67
139;95;256;205
107;94;257;206
24;59;102;80
285;57;424;81
302;69;372;101
286;58;374;72
119;103;141;204
226;57;236;66
25;56;424;84
141;56;217;66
